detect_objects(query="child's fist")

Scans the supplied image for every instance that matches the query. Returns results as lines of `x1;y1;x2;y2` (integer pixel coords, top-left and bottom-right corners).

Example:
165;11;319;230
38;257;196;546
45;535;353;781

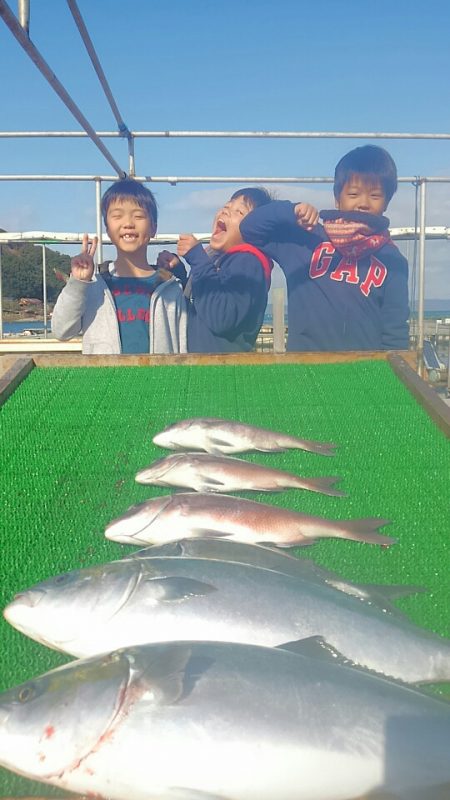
177;234;199;258
156;249;181;271
294;203;319;231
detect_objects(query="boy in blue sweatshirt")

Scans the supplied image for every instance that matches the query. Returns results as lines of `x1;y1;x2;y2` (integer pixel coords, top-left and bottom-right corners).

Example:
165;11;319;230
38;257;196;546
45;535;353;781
164;187;274;353
240;145;409;352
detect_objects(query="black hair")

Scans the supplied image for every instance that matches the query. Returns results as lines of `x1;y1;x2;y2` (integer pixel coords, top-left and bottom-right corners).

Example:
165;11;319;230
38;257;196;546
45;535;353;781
101;178;158;227
333;145;398;203
229;186;272;210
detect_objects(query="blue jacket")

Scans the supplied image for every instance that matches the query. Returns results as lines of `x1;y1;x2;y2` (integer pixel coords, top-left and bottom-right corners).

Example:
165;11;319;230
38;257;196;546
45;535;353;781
184;243;270;353
240;200;409;352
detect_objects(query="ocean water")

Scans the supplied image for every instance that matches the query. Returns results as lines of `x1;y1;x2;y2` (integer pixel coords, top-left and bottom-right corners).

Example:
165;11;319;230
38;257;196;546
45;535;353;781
2;321;50;334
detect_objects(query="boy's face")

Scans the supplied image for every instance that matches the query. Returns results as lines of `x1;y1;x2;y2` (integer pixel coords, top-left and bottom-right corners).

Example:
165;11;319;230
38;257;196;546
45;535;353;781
336;175;387;216
210;195;252;252
105;198;156;254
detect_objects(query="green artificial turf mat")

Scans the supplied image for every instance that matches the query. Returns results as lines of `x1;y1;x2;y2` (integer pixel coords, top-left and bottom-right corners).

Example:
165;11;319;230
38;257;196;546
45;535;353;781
0;360;449;797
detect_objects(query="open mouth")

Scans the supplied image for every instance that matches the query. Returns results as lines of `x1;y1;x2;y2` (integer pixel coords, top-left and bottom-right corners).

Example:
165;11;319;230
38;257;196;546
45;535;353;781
212;219;227;237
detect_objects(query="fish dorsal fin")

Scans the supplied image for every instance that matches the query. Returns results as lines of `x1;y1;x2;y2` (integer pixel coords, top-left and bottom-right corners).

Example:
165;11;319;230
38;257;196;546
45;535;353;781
276;636;354;666
326;579;427;617
362;583;427;600
142;576;217;602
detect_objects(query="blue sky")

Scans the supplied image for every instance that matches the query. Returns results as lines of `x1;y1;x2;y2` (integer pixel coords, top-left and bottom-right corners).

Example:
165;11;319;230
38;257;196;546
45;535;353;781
1;0;450;299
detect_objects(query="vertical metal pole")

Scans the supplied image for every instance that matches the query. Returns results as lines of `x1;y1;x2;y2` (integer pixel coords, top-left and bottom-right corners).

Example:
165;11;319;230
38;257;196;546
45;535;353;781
95;178;103;265
272;287;286;353
416;180;426;376
17;0;29;33
41;244;48;338
128;135;135;177
0;245;3;339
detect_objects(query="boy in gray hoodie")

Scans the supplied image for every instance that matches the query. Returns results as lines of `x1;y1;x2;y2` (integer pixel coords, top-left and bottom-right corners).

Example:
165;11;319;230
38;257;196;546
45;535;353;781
51;179;187;354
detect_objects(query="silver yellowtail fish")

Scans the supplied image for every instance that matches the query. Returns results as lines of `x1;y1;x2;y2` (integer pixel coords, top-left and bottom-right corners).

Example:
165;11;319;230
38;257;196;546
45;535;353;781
153;417;337;456
105;492;392;547
1;639;450;800
135;453;345;496
129;539;422;616
4;555;450;683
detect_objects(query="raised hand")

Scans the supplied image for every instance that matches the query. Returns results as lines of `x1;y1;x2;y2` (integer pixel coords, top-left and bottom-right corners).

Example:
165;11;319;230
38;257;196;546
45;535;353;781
177;234;199;258
156;249;182;271
71;234;98;282
294;203;319;231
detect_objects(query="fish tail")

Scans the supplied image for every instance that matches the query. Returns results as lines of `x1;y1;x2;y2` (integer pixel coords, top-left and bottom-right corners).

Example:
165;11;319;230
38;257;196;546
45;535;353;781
295;440;337;457
336;518;395;546
295;476;346;497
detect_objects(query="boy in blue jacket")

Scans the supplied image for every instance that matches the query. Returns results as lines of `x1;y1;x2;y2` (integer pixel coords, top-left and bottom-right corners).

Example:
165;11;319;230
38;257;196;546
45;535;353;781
240;145;410;352
163;187;273;353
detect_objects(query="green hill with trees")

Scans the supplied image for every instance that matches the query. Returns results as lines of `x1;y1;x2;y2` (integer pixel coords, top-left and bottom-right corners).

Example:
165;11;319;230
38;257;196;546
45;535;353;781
0;231;70;315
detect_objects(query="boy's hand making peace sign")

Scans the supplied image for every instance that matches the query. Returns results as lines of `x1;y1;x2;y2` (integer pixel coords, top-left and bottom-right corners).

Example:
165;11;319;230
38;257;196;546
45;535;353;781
71;234;98;282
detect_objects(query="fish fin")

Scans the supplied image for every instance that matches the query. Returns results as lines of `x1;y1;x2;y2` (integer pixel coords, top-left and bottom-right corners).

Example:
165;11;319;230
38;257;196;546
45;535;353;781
144;577;217;601
296;440;337;457
276;636;356;667
130;542;186;558
130;643;192;705
334;582;428;618
337;518;396;546
362;583;428;600
258;539;316;549
206;435;235;450
197;476;228;491
191;528;234;539
324;579;414;616
301;476;347;497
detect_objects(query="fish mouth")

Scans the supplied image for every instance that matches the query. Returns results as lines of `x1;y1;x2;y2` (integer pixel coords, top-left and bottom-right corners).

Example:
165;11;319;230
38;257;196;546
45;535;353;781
105;496;173;541
4;588;46;613
153;432;176;448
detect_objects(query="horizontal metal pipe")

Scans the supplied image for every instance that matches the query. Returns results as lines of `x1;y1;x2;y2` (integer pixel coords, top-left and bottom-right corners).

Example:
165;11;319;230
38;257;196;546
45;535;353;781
0;0;126;176
1;227;448;245
1;129;450;139
0;174;437;183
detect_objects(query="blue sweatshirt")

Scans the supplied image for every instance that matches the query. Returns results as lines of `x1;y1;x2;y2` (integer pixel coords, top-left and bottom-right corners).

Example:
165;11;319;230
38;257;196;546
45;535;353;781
184;243;270;353
240;200;409;352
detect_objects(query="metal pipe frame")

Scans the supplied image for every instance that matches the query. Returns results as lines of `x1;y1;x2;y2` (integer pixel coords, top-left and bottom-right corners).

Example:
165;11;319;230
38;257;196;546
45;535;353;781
95;178;103;265
417;181;427;375
0;0;126;177
2;130;450;140
66;0;130;139
0;174;441;184
41;244;48;338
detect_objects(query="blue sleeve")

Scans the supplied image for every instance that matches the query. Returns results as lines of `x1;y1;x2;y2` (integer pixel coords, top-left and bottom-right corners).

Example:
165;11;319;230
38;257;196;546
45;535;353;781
240;200;299;248
185;243;268;337
381;250;410;350
171;260;188;288
240;200;320;278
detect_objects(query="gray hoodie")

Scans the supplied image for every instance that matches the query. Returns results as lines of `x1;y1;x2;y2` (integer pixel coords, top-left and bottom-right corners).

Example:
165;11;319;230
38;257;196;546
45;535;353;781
51;269;187;354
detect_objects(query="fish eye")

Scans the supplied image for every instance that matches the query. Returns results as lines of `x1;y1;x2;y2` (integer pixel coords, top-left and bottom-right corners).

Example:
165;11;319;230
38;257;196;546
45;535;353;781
54;574;69;585
18;685;35;703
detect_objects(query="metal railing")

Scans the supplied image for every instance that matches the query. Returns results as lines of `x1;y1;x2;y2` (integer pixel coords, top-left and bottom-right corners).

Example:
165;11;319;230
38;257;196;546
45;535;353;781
1;0;450;370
